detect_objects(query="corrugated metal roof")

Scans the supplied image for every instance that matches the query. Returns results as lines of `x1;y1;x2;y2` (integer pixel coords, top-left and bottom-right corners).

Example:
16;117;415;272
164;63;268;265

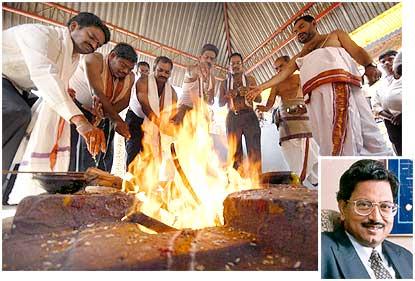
2;2;399;86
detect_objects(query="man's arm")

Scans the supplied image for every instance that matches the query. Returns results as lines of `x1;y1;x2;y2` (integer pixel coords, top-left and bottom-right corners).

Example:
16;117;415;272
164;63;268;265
247;76;261;103
257;86;278;112
136;77;160;127
13;25;106;155
336;30;372;67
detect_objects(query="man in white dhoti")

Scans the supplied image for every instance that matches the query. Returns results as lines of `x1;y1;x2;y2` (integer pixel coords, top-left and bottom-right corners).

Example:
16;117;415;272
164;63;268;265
69;43;136;171
170;44;218;125
247;15;392;156
257;55;318;185
128;56;178;183
2;12;110;204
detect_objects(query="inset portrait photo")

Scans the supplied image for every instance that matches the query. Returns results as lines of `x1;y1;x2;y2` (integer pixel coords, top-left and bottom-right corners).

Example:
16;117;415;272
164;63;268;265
320;158;413;279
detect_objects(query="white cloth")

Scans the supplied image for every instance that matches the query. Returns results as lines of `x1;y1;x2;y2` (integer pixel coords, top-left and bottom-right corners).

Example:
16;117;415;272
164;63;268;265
129;74;145;118
2;24;82;121
70;54;133;109
8;26;80;204
280;137;318;185
372;74;396;115
346;231;396;279
296;47;392;156
179;66;213;108
372;77;402;117
141;74;175;181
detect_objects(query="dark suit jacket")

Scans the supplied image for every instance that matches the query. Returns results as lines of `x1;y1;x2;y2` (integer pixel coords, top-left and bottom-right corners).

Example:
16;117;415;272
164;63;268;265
321;228;413;279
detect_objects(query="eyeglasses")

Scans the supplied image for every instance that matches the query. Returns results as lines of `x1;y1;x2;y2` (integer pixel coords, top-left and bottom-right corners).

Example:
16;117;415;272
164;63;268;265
347;199;398;217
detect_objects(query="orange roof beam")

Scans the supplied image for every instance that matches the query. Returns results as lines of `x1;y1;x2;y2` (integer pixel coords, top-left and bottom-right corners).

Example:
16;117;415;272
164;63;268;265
243;2;315;63
245;2;342;75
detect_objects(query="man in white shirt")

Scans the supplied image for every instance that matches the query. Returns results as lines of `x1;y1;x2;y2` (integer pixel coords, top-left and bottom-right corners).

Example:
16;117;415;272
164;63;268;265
125;61;150;168
2;12;110;202
321;159;413;279
170;43;218;125
372;50;402;156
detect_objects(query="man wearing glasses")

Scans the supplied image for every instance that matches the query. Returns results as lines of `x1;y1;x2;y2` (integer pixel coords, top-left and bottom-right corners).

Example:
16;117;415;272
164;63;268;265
321;159;412;279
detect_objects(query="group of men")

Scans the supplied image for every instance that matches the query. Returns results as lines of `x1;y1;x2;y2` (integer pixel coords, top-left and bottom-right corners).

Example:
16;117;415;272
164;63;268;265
2;12;398;203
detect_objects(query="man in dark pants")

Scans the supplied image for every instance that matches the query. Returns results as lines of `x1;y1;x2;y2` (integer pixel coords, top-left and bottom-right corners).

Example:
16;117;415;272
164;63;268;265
2;12;110;203
219;52;262;177
2;80;33;202
321;159;412;279
125;61;150;168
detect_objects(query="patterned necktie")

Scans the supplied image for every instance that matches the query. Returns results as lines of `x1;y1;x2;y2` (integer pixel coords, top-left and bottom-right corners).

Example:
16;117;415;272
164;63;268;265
369;249;393;279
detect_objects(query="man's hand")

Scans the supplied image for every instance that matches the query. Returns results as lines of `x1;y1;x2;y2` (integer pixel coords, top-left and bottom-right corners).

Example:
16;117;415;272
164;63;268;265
170;110;185;126
246;85;262;103
114;120;131;139
256;105;271;112
72;116;106;156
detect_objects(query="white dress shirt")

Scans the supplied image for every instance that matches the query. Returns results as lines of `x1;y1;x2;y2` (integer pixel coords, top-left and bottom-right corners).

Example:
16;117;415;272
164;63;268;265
2;24;82;121
346;231;396;279
372;74;401;116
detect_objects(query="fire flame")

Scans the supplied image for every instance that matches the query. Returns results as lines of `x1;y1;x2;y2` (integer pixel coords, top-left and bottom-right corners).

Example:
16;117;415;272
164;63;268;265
123;102;261;230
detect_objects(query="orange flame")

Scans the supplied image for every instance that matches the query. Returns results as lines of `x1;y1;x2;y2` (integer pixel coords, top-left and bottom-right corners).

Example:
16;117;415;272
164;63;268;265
123;102;260;229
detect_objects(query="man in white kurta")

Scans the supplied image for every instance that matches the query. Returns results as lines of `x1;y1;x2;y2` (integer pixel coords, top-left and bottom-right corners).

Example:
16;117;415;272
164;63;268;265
2;13;110;204
248;15;392;156
170;44;219;125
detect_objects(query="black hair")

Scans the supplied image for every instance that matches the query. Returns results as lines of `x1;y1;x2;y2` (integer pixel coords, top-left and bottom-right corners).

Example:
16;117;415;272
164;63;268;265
137;61;150;68
379;50;398;61
294;15;315;26
153;56;173;71
229;52;243;62
111;43;137;63
276;55;290;62
67;12;111;44
201;43;219;57
337;159;399;203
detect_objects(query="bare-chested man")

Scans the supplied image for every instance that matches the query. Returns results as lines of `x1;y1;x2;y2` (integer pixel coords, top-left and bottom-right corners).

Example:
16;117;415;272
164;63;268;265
171;43;218;125
128;56;177;175
219;52;262;177
248;15;392;156
256;55;318;185
70;42;136;171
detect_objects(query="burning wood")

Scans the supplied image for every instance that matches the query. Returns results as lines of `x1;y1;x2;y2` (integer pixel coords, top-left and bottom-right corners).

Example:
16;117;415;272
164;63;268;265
170;143;201;205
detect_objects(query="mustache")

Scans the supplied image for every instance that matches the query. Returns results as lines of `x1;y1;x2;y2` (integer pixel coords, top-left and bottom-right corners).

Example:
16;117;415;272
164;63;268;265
361;221;386;228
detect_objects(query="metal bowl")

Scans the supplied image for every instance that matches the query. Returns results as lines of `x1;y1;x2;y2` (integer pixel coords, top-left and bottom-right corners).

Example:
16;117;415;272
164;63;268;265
260;171;298;185
32;172;87;194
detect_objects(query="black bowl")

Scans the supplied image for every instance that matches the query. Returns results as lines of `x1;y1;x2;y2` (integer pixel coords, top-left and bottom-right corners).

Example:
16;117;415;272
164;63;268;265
32;172;87;194
260;171;296;185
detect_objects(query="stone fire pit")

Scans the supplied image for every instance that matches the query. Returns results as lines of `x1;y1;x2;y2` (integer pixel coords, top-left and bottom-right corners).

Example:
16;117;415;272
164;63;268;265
2;184;317;270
